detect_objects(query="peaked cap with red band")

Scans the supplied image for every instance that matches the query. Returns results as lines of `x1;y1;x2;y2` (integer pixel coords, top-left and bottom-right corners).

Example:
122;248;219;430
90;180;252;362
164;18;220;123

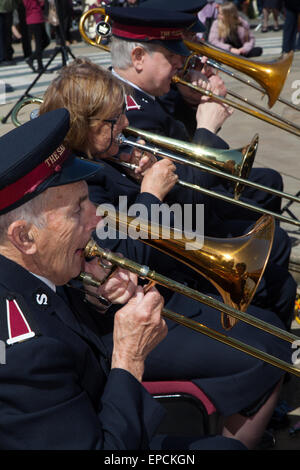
0;108;100;215
139;1;207;33
107;6;200;56
140;0;208;15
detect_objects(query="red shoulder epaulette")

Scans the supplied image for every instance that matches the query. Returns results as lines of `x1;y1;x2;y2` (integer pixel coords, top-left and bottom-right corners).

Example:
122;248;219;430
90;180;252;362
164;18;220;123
0;293;40;345
126;95;141;111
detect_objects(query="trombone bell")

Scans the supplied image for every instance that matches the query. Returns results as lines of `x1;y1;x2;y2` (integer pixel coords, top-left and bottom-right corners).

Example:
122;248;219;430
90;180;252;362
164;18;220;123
79;7;110;51
103;211;275;330
81;240;300;378
184;40;294;109
124;126;259;200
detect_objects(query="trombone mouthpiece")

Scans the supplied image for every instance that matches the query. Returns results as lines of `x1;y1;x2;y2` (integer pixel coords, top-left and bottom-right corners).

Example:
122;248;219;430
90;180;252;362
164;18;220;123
116;133;126;145
84;239;99;259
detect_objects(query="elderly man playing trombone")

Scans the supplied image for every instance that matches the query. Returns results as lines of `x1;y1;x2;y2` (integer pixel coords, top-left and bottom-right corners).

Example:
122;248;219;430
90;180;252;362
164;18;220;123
139;0;290;214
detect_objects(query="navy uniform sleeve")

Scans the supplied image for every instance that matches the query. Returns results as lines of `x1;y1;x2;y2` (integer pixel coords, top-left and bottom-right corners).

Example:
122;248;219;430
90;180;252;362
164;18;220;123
158;86;230;149
0;335;164;450
193;128;229;149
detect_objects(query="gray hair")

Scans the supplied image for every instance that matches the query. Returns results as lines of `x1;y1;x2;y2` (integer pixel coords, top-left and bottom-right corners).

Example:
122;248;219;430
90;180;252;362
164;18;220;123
0;191;49;244
111;37;158;70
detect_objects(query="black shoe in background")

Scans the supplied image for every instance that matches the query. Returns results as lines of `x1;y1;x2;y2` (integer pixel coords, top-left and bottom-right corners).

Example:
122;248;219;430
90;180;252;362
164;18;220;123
25;57;36;72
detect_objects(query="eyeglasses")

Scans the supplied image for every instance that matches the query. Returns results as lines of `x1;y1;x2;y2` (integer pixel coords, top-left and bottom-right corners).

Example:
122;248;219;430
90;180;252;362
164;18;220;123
89;102;127;126
103;102;127;127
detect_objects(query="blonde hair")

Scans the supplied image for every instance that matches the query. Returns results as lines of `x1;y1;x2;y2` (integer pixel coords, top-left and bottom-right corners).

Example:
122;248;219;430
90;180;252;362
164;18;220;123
40;58;130;156
217;2;248;42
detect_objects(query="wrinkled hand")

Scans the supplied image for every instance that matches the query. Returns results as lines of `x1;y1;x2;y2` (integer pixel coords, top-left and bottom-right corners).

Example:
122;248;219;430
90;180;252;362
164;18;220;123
195;80;234;133
176;55;224;106
112;286;167;381
141;158;178;201
207;73;227;97
178;68;208;106
119;139;157;182
83;256;138;307
198;56;215;79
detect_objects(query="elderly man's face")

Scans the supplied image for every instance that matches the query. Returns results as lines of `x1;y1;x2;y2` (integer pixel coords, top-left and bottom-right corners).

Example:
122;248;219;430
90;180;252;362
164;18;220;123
30;181;100;285
141;45;184;96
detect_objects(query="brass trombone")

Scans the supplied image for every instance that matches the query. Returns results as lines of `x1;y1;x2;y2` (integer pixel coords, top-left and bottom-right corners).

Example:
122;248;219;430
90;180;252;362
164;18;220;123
78;7;300;137
11;96;43;127
117;128;300;228
96;210;275;330
182;53;300;131
204;56;300;113
81;234;300;378
184;39;294;109
122;127;259;200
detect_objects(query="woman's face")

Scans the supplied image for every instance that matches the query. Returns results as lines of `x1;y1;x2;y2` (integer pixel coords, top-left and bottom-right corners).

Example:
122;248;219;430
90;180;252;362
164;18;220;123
86;103;129;159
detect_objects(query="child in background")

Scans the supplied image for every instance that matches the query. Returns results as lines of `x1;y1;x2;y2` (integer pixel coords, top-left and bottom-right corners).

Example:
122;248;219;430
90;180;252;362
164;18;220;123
208;1;263;57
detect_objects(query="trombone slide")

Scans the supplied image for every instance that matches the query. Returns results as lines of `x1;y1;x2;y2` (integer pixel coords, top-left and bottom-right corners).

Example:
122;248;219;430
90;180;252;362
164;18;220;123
81;240;300;378
117;132;300;228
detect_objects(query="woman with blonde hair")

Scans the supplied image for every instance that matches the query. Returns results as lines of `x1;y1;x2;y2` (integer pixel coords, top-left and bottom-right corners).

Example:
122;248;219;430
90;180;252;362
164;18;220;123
40;58;130;159
208;1;263;57
40;57;175;191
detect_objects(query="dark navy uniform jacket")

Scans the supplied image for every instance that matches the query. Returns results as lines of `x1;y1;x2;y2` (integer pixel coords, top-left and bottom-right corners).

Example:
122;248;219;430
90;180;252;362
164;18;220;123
0;254;164;450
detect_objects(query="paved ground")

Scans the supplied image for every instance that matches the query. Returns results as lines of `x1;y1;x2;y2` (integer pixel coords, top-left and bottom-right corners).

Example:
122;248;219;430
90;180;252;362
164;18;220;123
0;19;299;451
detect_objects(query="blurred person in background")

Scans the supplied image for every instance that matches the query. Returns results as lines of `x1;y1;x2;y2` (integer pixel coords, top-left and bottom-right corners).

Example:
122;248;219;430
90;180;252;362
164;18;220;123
23;0;50;72
282;0;300;53
0;0;17;65
208;1;263;57
261;0;283;32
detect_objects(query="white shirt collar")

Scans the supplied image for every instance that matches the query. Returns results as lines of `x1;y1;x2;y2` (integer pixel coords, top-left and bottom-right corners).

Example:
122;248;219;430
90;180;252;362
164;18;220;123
30;272;56;292
111;68;156;101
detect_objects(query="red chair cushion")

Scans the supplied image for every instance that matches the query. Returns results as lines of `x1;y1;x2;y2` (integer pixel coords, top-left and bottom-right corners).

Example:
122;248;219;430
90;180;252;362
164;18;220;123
143;380;216;415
